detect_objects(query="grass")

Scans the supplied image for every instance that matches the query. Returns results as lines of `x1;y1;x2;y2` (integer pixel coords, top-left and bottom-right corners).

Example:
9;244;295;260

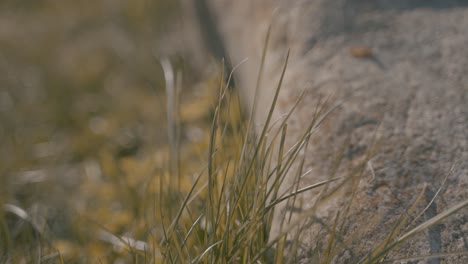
1;2;468;264
2;49;468;264
4;51;467;264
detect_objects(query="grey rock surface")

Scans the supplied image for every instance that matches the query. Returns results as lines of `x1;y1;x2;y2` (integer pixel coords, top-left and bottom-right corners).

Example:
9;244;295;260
203;0;468;262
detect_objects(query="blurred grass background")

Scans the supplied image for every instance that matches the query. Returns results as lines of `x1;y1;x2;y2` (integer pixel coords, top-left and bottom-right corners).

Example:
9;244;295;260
0;1;233;262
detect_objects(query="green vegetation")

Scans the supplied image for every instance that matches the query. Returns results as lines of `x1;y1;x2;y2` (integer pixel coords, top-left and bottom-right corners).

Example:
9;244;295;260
1;1;467;263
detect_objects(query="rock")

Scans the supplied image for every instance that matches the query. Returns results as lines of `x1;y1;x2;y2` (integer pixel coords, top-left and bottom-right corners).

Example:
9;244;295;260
199;0;468;262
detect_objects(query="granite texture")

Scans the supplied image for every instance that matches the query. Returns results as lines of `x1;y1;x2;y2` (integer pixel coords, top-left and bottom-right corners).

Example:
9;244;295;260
200;0;468;262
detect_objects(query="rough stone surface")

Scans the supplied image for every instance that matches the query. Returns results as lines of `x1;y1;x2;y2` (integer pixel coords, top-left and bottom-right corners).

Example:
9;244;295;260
201;0;468;263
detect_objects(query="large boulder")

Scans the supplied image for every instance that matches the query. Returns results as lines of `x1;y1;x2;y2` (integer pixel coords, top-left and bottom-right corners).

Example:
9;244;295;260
198;0;468;262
